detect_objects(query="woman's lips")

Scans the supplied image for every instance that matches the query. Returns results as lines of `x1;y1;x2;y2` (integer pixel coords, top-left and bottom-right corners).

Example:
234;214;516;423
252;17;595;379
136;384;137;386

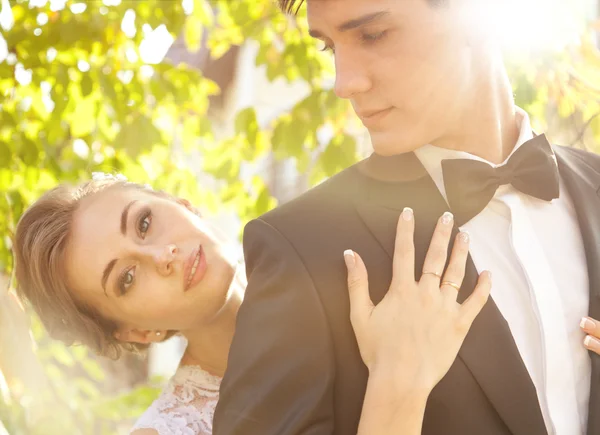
184;244;207;291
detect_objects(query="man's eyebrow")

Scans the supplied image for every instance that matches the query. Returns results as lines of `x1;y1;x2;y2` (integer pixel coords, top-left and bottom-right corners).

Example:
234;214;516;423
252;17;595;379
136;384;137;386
308;11;390;39
338;11;390;32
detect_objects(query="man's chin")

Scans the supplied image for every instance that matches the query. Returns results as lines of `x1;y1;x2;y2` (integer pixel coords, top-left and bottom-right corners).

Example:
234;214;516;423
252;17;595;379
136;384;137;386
369;131;421;156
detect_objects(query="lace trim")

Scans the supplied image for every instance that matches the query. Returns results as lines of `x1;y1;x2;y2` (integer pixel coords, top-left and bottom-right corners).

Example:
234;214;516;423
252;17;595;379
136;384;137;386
130;365;221;435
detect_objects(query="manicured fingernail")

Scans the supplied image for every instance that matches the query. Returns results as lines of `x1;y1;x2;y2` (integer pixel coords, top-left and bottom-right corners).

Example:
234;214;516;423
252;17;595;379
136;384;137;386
581;317;595;330
402;207;413;221
344;250;355;268
584;335;598;348
441;212;453;225
487;270;492;280
459;230;470;243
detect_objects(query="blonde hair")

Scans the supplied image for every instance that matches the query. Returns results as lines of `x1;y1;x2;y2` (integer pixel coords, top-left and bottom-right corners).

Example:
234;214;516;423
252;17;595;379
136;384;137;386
13;177;170;359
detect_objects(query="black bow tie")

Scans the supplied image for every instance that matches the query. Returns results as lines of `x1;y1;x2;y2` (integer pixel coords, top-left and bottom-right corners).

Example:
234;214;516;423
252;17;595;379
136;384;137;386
441;134;560;225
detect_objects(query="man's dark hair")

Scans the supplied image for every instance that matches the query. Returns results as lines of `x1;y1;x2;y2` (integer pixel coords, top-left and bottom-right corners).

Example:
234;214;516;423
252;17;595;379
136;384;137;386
278;0;303;15
277;0;446;15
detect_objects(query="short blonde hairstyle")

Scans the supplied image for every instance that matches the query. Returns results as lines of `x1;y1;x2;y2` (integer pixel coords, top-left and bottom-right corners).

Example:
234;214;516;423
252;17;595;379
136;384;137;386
13;178;174;359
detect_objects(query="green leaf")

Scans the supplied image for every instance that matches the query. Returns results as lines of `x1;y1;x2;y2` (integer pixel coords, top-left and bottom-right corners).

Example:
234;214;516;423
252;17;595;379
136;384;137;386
272;116;305;159
235;107;259;145
18;137;40;166
69;97;97;137
317;134;357;178
80;74;94;97
184;14;204;52
49;343;75;367
115;114;163;157
0;141;11;168
74;378;100;399
81;358;105;382
97;70;120;113
255;184;275;215
0;169;12;192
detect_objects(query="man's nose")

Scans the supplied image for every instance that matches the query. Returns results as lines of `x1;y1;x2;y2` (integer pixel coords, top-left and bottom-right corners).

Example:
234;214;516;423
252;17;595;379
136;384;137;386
333;49;372;99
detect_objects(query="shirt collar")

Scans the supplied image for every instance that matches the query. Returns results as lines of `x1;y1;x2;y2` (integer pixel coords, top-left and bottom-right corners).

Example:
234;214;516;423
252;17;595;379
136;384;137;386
413;107;534;202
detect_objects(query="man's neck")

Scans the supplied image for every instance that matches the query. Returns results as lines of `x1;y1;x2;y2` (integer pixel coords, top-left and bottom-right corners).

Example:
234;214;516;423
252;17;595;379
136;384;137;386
430;57;519;164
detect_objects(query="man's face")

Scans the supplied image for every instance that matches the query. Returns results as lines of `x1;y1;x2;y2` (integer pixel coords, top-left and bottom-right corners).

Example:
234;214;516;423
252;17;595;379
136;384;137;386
307;0;476;155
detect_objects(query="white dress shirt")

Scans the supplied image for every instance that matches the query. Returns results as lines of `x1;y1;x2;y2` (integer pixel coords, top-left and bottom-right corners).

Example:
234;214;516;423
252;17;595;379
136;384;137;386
413;108;591;435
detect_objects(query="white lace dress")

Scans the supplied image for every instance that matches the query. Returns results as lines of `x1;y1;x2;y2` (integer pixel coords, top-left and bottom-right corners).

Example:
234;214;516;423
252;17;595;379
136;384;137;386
130;365;221;435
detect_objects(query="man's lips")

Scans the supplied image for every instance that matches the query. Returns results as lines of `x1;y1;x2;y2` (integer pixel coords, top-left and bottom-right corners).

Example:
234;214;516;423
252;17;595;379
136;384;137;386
356;107;394;127
357;107;393;120
184;244;207;291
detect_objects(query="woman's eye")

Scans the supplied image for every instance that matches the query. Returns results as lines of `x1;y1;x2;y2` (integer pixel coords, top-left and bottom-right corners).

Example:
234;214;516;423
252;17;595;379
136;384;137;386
138;210;152;238
119;267;136;295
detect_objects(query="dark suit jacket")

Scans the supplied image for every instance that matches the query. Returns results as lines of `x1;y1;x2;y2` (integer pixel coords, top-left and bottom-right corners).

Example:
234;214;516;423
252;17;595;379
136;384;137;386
213;145;600;435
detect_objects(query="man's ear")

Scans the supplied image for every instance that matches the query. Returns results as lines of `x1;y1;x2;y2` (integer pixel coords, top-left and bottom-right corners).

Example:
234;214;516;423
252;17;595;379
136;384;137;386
460;0;499;47
114;328;166;344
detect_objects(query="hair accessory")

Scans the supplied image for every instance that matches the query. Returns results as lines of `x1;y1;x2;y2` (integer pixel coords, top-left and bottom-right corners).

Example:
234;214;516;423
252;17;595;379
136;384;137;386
91;172;128;182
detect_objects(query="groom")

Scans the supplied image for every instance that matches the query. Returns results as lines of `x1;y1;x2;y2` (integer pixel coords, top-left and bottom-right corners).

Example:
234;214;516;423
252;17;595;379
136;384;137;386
214;0;600;434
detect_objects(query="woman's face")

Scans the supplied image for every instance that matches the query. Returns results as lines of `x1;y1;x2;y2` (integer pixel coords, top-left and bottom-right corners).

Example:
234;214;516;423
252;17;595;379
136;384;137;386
64;185;238;343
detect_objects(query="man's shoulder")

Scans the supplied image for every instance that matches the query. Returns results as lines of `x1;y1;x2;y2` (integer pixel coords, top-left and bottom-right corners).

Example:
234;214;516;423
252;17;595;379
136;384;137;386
258;159;365;224
555;144;600;170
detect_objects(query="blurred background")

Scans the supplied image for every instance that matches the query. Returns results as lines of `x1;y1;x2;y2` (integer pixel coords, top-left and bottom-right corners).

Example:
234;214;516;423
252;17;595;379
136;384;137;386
0;0;599;433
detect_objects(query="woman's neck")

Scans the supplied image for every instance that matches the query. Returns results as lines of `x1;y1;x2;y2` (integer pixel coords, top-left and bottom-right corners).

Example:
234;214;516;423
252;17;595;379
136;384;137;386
431;53;520;164
179;265;246;377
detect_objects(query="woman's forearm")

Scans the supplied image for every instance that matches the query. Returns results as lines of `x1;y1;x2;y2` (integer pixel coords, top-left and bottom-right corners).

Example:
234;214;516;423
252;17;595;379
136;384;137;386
357;370;430;435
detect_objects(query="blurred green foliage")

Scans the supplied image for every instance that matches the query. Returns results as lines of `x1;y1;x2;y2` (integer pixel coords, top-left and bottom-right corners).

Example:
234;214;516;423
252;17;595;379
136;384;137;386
0;0;599;433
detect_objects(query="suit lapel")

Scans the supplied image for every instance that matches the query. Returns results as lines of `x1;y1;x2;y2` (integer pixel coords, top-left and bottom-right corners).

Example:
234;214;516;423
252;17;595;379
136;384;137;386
554;146;600;435
355;152;547;435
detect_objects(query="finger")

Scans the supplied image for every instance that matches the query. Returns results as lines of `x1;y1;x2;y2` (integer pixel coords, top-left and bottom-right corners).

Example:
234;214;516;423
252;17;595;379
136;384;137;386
344;250;374;327
440;231;470;300
420;212;454;288
580;317;600;338
391;207;415;288
458;271;492;330
584;335;600;355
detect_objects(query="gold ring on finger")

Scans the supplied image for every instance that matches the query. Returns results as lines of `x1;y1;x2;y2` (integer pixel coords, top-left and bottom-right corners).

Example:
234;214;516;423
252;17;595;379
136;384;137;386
441;280;461;291
422;271;442;279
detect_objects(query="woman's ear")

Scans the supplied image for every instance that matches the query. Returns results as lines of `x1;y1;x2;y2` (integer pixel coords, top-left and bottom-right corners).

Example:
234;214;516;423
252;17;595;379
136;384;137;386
114;328;167;344
177;198;201;217
177;198;192;210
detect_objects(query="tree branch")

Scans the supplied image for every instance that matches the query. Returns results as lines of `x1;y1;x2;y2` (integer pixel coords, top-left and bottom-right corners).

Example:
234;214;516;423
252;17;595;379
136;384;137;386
573;110;600;147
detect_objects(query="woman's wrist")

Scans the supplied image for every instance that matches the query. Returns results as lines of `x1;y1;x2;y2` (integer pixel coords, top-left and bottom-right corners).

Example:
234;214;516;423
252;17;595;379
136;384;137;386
358;368;431;435
367;366;433;404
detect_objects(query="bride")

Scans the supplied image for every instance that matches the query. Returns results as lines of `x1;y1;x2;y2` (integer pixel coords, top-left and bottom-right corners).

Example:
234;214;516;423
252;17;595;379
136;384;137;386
13;173;490;434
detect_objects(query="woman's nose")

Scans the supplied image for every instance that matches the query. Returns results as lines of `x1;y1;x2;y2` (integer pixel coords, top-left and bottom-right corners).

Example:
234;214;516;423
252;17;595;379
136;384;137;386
152;244;178;276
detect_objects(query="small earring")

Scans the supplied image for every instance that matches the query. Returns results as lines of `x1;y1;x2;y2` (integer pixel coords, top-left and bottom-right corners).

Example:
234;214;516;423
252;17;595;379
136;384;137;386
155;331;161;337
